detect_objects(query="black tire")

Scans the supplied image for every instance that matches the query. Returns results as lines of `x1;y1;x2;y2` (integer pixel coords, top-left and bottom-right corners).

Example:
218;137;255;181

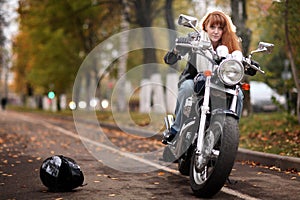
190;115;239;198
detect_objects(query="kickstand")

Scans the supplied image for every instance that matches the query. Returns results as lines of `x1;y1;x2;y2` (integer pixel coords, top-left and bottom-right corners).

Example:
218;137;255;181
227;178;238;185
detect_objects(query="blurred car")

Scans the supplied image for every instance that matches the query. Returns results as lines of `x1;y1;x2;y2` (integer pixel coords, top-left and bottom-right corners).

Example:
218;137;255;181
249;81;286;112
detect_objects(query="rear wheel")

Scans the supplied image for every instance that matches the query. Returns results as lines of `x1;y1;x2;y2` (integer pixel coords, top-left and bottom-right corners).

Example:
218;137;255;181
190;115;239;198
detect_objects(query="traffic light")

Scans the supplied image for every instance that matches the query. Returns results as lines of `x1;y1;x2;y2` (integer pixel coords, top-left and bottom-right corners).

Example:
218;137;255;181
48;91;55;99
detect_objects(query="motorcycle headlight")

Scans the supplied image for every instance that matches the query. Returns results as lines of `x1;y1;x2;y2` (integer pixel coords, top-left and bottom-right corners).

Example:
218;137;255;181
218;59;244;86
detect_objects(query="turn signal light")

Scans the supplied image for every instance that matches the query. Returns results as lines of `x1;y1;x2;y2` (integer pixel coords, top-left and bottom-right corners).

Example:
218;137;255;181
241;83;250;91
204;70;212;77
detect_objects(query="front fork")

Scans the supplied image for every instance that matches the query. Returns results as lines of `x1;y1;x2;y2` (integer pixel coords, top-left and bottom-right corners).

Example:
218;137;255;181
195;78;240;170
196;75;211;154
196;78;240;153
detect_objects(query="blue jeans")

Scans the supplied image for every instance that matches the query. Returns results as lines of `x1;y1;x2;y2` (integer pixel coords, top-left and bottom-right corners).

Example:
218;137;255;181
171;79;244;133
172;79;194;133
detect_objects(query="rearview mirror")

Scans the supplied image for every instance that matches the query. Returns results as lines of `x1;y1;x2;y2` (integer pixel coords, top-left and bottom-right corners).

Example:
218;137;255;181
178;14;198;29
251;42;274;55
258;42;274;54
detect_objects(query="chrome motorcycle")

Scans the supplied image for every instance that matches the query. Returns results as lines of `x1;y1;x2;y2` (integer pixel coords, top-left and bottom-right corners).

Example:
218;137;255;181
162;14;274;198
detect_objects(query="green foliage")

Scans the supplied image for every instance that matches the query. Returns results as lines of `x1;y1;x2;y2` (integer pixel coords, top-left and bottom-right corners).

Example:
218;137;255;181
253;1;300;95
13;0;299;112
13;0;121;96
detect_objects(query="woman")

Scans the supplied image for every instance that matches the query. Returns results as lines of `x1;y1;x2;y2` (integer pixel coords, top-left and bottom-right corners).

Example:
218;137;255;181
162;11;243;144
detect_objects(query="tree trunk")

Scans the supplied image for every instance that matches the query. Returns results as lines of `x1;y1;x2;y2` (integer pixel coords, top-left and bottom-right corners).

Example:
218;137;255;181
165;0;178;113
231;0;252;116
134;0;166;113
165;0;177;51
117;0;130;112
284;0;300;124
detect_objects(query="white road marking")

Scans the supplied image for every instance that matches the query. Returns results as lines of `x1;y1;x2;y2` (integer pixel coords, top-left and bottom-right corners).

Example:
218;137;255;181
14;112;261;200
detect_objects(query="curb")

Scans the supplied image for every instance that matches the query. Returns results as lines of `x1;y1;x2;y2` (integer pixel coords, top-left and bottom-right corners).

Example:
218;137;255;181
236;148;300;171
100;122;300;171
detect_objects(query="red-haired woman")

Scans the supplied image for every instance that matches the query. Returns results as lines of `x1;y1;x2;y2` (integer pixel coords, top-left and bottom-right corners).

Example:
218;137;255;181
163;11;243;144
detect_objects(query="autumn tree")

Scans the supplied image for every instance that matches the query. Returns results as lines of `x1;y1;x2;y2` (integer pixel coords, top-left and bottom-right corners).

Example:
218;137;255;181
283;0;300;123
0;1;6;49
228;0;252;116
13;0;121;109
127;0;166;113
164;0;179;113
0;0;9;102
0;1;6;95
254;1;300;123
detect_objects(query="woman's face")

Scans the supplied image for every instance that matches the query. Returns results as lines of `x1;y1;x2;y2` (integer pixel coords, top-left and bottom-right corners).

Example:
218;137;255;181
206;23;223;45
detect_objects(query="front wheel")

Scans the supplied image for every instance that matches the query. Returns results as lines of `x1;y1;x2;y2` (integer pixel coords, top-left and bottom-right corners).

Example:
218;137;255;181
190;115;239;198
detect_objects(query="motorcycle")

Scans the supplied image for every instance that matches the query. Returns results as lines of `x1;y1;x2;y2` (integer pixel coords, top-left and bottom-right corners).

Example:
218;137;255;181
162;14;274;198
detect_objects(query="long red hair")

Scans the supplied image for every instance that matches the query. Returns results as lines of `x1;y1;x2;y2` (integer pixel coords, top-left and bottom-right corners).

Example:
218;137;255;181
202;11;241;53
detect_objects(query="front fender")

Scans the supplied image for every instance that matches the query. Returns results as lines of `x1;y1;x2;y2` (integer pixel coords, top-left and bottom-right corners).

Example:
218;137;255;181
211;108;239;120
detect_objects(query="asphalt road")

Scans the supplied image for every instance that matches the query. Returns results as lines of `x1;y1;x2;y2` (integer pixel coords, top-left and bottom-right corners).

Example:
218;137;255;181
0;110;299;200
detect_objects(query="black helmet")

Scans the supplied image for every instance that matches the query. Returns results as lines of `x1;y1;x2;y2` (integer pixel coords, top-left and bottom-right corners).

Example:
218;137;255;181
40;155;84;192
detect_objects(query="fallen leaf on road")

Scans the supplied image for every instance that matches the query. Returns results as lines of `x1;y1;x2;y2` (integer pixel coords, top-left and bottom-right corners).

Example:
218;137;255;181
158;172;165;176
